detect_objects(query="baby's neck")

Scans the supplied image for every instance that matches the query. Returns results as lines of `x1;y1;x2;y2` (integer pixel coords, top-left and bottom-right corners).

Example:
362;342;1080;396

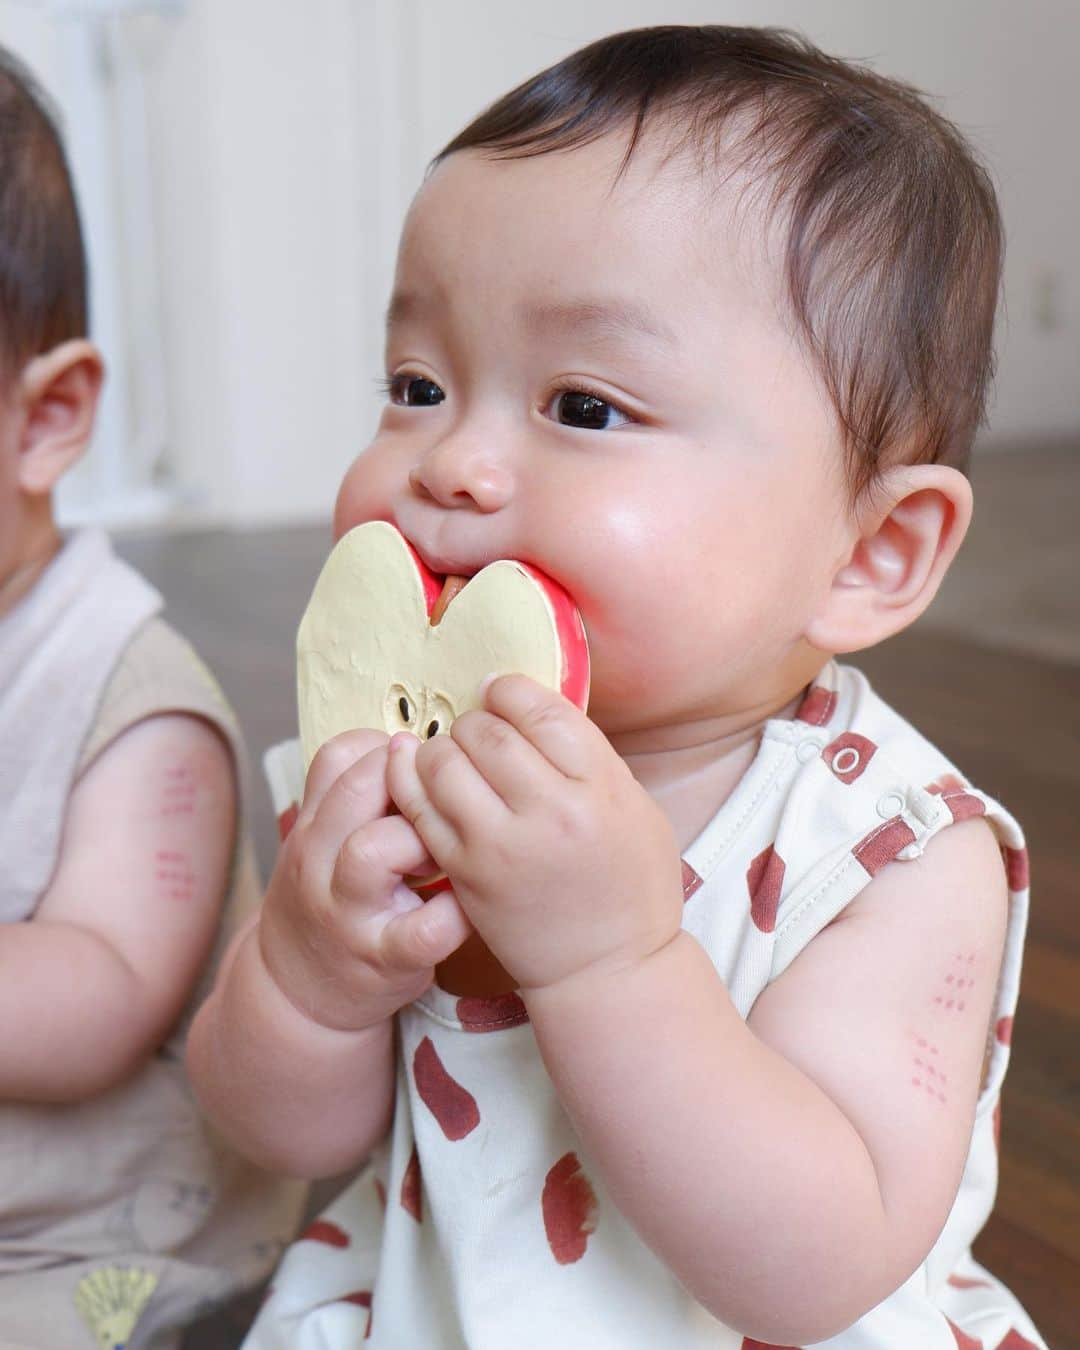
614;683;813;852
0;510;62;622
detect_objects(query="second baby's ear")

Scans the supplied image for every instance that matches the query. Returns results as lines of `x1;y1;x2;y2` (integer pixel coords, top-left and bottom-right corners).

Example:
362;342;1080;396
15;339;104;495
804;462;973;656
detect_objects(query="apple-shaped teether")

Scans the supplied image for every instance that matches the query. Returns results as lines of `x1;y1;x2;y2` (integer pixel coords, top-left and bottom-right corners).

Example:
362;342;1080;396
296;521;590;770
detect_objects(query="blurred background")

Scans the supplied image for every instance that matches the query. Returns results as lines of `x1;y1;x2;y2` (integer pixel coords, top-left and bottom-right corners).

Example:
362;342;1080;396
1;1;1076;1345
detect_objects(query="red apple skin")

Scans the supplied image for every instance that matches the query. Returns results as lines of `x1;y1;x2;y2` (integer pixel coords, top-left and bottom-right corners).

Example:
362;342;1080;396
519;562;590;711
400;534;444;616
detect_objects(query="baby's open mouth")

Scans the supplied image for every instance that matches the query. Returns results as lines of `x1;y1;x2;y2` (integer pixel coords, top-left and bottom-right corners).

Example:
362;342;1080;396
430;574;468;626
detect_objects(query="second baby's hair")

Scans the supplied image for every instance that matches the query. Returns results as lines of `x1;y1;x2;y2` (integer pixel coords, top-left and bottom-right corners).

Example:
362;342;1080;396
0;46;87;386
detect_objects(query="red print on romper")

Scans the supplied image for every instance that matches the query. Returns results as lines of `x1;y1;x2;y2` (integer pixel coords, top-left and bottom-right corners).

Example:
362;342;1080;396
456;992;529;1032
1002;845;1029;891
746;845;785;933
946;1318;983;1349
928;772;984;824
740;1339;801;1349
299;1219;350;1247
795;684;837;726
338;1290;374;1339
939;789;987;824
412;1037;480;1140
342;1292;375;1342
997;1332;1040;1350
822;732;877;784
853;817;917;877
946;1274;991;1291
400;1145;422;1221
681;859;704;901
542;1152;598;1264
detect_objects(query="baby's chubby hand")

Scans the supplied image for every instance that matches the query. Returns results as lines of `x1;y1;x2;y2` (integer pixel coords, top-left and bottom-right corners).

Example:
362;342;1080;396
386;675;685;993
259;730;473;1033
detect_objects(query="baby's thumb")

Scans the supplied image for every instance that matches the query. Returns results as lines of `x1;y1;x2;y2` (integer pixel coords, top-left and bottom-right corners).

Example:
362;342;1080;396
380;886;473;972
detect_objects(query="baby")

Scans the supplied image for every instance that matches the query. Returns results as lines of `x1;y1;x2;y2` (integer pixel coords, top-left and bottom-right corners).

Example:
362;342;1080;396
188;25;1045;1349
0;47;302;1350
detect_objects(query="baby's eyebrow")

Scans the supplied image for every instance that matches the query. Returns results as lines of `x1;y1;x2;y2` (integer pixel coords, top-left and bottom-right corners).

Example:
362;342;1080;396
385;291;432;332
516;298;679;353
385;290;678;354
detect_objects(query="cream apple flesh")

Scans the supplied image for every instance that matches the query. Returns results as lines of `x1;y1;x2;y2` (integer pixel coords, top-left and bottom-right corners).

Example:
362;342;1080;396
297;521;590;885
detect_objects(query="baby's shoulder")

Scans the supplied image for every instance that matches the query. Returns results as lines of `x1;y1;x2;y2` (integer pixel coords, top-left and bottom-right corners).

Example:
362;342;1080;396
767;661;1023;974
780;661;998;851
795;660;962;789
679;662;1025;1009
77;615;239;779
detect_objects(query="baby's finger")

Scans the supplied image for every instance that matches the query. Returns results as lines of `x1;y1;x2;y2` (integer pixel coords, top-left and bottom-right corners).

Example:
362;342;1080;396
450;707;562;813
377;886;473;972
386;733;466;867
331;813;439;907
416;727;512;832
301;729;390;818
482;674;598;780
306;744;393;864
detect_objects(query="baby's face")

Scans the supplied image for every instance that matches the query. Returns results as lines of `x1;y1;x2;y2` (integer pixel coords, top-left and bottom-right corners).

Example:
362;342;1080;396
335;131;852;741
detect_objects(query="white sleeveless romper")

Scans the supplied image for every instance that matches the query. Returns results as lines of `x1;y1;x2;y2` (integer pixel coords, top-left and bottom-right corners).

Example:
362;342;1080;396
248;661;1045;1350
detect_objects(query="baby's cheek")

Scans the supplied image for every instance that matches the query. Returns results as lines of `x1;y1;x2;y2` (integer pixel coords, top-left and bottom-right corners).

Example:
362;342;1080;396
333;476;371;541
332;452;395;540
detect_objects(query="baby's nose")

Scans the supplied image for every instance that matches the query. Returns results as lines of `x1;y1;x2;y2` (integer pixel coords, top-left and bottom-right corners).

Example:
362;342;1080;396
408;437;514;512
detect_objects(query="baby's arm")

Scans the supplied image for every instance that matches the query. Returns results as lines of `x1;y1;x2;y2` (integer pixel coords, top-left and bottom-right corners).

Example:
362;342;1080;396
0;713;234;1101
186;732;472;1178
526;816;1007;1344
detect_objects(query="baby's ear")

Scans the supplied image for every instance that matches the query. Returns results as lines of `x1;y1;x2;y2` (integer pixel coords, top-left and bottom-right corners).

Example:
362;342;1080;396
15;339;104;495
804;463;972;655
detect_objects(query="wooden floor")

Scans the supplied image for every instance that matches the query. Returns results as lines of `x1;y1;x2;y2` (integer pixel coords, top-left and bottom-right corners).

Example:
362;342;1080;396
117;468;1080;1347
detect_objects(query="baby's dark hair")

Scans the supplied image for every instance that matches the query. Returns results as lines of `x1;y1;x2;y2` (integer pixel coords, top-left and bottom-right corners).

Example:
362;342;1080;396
434;26;1004;497
0;45;87;385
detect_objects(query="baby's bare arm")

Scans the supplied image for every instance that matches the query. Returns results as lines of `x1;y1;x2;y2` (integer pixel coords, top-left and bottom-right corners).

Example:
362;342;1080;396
186;733;472;1177
0;714;234;1102
524;817;1007;1345
186;912;398;1178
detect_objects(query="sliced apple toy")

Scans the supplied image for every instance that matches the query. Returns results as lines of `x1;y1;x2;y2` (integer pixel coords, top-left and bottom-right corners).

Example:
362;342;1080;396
296;520;590;773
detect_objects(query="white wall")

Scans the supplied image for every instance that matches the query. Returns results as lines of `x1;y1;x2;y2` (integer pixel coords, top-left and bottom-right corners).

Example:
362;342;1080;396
6;1;1078;526
143;0;372;524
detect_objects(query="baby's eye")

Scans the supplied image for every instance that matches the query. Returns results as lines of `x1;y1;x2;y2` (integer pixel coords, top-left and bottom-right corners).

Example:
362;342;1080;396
545;387;632;431
387;374;445;407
